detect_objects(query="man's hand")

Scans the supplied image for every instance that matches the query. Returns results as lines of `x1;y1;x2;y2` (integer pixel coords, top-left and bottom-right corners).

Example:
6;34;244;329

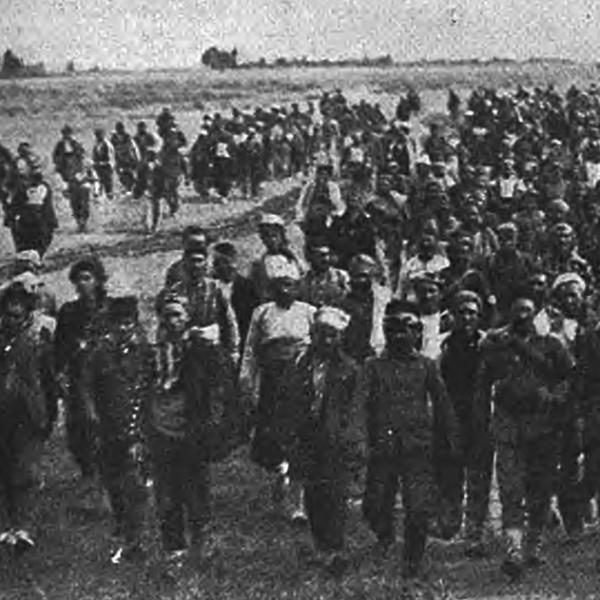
129;442;144;463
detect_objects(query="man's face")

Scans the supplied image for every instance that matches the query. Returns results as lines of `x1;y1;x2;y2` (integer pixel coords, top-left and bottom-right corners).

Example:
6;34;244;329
378;177;392;195
419;234;437;257
74;270;98;300
186;252;207;280
272;276;295;300
558;283;583;318
259;226;283;253
350;273;371;294
455;303;480;334
416;282;441;314
498;229;517;252
384;314;422;351
510;299;535;333
529;275;548;302
464;206;481;229
309;248;330;272
114;316;137;339
3;300;27;332
213;254;237;282
163;308;188;337
313;324;342;358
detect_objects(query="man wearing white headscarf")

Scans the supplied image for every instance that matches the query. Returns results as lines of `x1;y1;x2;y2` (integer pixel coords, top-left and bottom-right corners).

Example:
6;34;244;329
240;256;316;522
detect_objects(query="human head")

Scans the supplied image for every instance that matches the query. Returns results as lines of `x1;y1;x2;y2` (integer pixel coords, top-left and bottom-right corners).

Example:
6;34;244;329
552;273;586;318
212;241;238;283
383;299;423;354
305;241;331;273
265;255;300;305
115;121;125;134
448;231;474;264
157;292;189;339
509;296;536;336
315;163;332;186
258;214;286;253
348;254;376;295
452;290;482;335
61;124;73;139
550;222;575;256
528;271;549;309
414;273;442;315
107;296;139;337
0;281;36;333
69;255;107;302
497;222;518;253
546;199;570;226
417;228;439;261
94;128;105;140
312;306;350;359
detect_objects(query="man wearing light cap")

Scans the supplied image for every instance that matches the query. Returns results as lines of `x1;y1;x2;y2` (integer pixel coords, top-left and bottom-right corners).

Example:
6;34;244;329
165;226;210;288
240;255;316;523
249;213;303;303
276;305;360;576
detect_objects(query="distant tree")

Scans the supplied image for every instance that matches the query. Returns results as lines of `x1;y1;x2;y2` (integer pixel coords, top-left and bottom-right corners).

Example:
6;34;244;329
202;46;238;70
257;57;267;68
66;60;75;74
1;49;24;76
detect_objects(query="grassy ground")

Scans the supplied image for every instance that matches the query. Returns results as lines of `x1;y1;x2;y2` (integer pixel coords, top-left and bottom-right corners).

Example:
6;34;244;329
2;63;600;598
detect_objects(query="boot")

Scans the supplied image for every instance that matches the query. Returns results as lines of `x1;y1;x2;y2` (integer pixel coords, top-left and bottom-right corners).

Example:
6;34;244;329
501;527;524;580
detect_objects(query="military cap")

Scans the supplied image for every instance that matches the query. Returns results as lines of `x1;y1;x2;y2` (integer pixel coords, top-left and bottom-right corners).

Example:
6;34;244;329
552;272;586;294
264;255;300;281
69;255;108;284
15;250;42;269
496;222;519;236
258;213;285;228
412;271;443;289
61;124;73;135
213;241;237;259
551;222;574;236
384;298;420;320
314;306;351;332
108;296;139;321
348;254;377;277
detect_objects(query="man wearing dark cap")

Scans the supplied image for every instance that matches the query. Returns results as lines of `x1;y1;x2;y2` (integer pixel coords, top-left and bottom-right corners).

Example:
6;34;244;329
340;254;388;362
299;240;349;309
110;122;140;193
165;226;209;288
55;255;111;481
439;290;492;555
475;296;573;578
92;128;115;200
212;241;258;346
52;125;85;186
81;296;152;563
359;299;457;579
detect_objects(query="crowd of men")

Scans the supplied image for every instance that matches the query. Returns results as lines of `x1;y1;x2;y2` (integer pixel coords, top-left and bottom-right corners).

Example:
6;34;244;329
4;82;600;593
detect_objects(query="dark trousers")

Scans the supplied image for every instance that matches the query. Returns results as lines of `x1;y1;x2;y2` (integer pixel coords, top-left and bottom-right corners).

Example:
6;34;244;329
95;165;113;198
151;432;211;552
213;159;232;197
11;220;53;258
302;433;349;553
98;438;147;547
68;181;91;229
363;439;434;573
0;423;43;531
497;432;557;533
65;388;98;478
436;416;493;539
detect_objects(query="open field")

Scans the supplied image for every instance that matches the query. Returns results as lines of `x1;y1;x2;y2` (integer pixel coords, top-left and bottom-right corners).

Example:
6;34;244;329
2;62;600;598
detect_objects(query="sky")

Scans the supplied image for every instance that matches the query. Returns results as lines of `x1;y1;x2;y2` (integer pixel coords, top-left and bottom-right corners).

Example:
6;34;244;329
1;0;600;70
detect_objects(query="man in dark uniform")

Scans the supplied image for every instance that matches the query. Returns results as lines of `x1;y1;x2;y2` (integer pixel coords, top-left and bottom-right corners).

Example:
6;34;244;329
475;296;573;579
81;297;152;563
92;128;115;200
359;299;457;579
52;125;85;186
439;291;492;555
55;256;112;481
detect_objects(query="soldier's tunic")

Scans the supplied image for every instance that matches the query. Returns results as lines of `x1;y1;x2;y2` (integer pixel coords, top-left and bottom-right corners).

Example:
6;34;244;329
149;332;238;551
55;297;111;477
475;329;573;536
82;326;152;549
278;349;360;552
0;314;54;533
358;350;457;570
